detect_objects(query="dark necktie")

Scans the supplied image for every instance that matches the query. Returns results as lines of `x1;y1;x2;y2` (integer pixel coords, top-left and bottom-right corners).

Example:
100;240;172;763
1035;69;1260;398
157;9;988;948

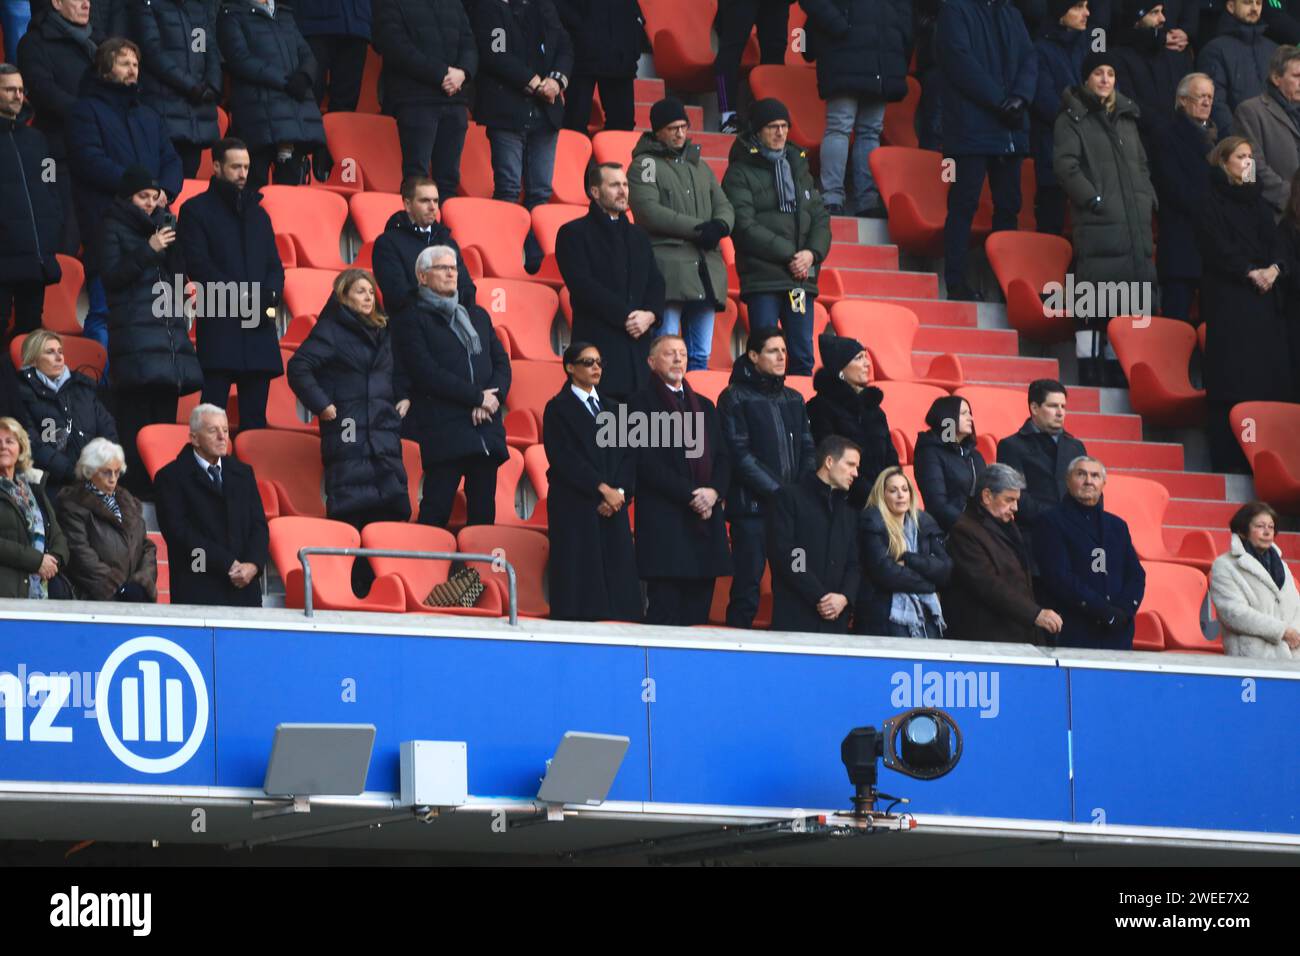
671;389;687;409
587;395;601;417
208;463;223;492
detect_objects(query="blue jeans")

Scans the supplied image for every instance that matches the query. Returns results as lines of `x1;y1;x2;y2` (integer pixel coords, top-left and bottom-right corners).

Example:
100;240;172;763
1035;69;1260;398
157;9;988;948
83;277;110;381
1;1;30;62
820;95;886;211
486;125;559;210
659;300;716;371
744;292;814;376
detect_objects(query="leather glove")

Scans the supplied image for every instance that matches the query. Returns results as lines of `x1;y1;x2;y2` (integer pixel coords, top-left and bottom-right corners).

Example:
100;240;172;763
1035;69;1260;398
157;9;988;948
1087;195;1103;214
998;95;1026;128
693;218;730;250
1100;604;1131;629
285;71;314;101
114;581;151;603
312;144;334;182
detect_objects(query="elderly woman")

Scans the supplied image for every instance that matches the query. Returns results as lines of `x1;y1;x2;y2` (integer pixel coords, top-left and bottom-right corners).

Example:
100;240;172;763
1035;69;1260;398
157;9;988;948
0;416;70;599
855;466;951;638
913;394;986;533
56;437;158;602
16;329;119;489
1209;501;1300;660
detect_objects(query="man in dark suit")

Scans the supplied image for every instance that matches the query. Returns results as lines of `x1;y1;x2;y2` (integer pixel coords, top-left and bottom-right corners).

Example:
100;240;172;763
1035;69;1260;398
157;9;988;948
628;334;732;626
556;161;666;403
154;404;269;607
766;434;861;634
1033;455;1146;650
177;137;285;430
372;176;475;317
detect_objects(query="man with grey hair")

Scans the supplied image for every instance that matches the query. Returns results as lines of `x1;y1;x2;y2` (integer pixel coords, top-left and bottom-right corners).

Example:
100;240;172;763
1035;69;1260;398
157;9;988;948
1233;44;1300;213
392;245;511;527
1032;455;1146;650
943;462;1064;643
153;403;269;606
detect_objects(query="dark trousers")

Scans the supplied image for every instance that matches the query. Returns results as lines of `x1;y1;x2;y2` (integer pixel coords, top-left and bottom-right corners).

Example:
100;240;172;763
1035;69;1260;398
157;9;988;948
744;291;815;376
564;74;636;132
246;145;310;191
176;141;205;179
418;453;501;527
340;505;408;596
308;34;369;113
0;281;44;340
645;576;716;627
116;387;180;496
395;103;469;200
944;154;1021;289
726;515;768;629
714;0;790;116
201;372;272;430
55;160;79;255
1161;278;1198;324
1208;399;1252;474
1034;180;1067;236
916;65;943;151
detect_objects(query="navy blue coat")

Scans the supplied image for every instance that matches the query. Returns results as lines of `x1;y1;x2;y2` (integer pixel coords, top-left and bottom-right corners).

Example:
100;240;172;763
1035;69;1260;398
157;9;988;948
1151;110;1219;281
371;210;476;315
294;0;372;37
1031;23;1087;188
0;110;64;286
177;176;286;375
373;0;478;110
554;0;645;78
913;430;987;533
66;76;183;247
936;0;1037;156
1112;21;1194;142
799;0;913;102
216;1;327;149
470;0;574;132
130;0;224;146
1032;494;1146;650
15;10;99;161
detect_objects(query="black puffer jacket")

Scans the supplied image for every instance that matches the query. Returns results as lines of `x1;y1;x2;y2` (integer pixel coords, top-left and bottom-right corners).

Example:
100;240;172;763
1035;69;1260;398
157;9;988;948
373;0;478;111
216;1;326;149
913;429;987;533
717;354;817;519
0;109;63;286
854;506;952;636
287;298;411;522
470;0;574;131
15;12;99;161
805;368;898;510
96;198;204;395
799;0;913;102
554;0;645;78
131;0;224;146
16;369;119;487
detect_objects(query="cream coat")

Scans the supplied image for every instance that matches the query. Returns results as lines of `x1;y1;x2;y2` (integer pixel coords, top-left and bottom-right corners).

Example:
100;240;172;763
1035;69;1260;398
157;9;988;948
1209;535;1300;660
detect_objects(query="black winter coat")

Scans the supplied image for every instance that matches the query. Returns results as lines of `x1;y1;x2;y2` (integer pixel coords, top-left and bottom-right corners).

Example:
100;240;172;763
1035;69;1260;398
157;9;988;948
131;0;224;146
178;176;286;375
556;204;666;399
287;299;411;521
717;355;817;519
1195;167;1294;404
1030;24;1087;189
799;0;912;102
470;0;574;132
554;0;645;78
96;199;204;395
995;417;1086;564
15;12;98;161
1263;0;1300;44
1198;17;1276;138
805;368;898;510
216;1;327;149
1112;24;1194;141
67;76;184;245
0;469;70;600
0;363;33;435
0;110;63;285
31;0;127;36
913;430;986;533
154;447;269;607
943;499;1044;642
766;472;859;633
295;0;372;36
373;0;478;110
542;384;641;622
390;295;511;464
16;369;119;487
626;380;733;580
854;507;952;637
1150;110;1219;281
371;211;476;315
1032;495;1146;650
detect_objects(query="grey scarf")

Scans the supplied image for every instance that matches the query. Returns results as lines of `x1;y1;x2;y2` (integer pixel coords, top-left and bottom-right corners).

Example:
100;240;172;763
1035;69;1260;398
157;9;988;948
759;145;797;213
887;514;946;638
419;286;482;356
33;366;72;393
48;13;97;58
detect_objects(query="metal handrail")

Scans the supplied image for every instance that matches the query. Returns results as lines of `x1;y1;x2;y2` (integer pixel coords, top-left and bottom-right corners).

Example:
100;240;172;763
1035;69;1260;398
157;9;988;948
297;547;519;626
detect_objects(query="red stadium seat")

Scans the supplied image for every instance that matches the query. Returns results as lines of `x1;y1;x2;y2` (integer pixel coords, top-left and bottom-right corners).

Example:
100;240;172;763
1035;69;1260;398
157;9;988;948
1230;402;1300;513
401;438;422;520
869;146;992;259
504;359;567;447
642;0;719;92
359;522;505;616
355;47;383;114
458;122;495;199
710;297;740;370
269;516;406;612
137;424;192;480
283;268;339;320
441;197;532;280
280;313;318;351
747;65;825;150
985;231;1075;344
530;203;588;287
1132;610;1166;651
877;381;947;463
552;128;595;206
882;76;921;148
42;254;85;335
1142;561;1223;653
591;129;641;171
178;389;240;430
830;300;963;390
194;106;229;175
319;112;402;195
268;349;318;433
495;446;548;529
685;370;733;405
10;333;106;379
475;278;560;360
348;191;403;245
1108;315;1207;427
522;442;549;501
1197;320;1207;354
260;186;349;270
172;177;208;215
709;569;772;628
234;429;326;517
457;524;551;618
954;385;1030;457
1104;474;1219;571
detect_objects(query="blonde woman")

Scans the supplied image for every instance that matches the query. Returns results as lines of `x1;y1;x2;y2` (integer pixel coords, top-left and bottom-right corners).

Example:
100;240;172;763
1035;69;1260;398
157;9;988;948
855;465;951;638
0;416;70;599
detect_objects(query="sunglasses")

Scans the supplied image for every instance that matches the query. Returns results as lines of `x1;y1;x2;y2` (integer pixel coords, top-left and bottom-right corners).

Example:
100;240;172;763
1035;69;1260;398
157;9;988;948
573;357;603;368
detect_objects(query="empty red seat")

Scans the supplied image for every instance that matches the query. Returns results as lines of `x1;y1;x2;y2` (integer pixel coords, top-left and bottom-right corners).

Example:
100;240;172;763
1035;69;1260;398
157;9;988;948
457;524;550;617
747;65;825;150
830;299;963;390
318;112;402;195
441;197;532;280
869;147;992;258
504;359;567;447
283;268;339;321
475;278;560;360
172;177;209;215
522;442;549;501
591;129;641;171
1230;402;1300;512
401;438;422;520
711;297;740;370
1103;474;1218;571
877;381;947;462
359;522;505;616
41;254;85;336
1141;561;1223;653
260;186;349;270
280;313;318;351
685;369;733;405
348;191;403;246
1108;315;1206;427
530;203;588;287
495;446;548;529
269;516;406;612
641;0;719;92
954;385;1030;459
234;429;326;517
882;76;921;148
551;129;594;205
137;424;193;480
985;230;1075;344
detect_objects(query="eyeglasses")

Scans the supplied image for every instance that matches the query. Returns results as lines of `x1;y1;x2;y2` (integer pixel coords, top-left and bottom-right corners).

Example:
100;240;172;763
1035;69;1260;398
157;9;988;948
573;357;603;367
95;467;122;479
428;264;458;273
1183;93;1214;103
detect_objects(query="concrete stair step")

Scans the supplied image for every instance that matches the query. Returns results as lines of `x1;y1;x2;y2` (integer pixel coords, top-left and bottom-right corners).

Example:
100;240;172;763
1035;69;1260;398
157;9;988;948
1165;498;1251;528
836;268;937;298
831;217;860;243
634;103;703;130
634;78;666;102
693;132;735;159
823;244;900;270
1111;469;1227;500
1056;412;1144;441
1086;438;1185;471
917;351;1059;383
913;325;1020;356
843;295;978;328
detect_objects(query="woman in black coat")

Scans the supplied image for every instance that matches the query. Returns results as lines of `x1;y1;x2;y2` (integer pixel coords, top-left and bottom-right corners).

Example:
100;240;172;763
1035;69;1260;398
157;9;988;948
543;341;642;623
855;466;952;637
806;332;899;510
97;167;203;496
1197;136;1293;473
16;330;119;490
913;394;986;533
131;0;224;177
216;0;327;188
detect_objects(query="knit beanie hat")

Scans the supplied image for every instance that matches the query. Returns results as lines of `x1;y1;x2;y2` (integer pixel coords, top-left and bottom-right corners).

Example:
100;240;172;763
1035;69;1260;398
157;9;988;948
818;333;866;377
749;97;791;132
117;164;160;198
649;97;689;132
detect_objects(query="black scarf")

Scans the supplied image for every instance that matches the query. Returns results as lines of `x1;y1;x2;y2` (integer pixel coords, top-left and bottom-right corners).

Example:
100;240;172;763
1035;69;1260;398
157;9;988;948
1248;542;1286;589
47;12;97;58
981;505;1031;571
1270;84;1300;130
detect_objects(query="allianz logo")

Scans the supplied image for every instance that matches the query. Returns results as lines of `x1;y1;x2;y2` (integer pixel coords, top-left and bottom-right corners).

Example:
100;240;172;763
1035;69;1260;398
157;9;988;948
0;636;209;773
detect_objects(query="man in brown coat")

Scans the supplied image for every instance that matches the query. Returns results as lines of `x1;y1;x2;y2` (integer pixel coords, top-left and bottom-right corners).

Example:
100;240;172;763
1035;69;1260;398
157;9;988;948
943;463;1064;643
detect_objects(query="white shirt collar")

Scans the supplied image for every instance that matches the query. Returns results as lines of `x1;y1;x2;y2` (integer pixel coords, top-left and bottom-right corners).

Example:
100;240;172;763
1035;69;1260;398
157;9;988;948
571;383;599;403
194;450;221;474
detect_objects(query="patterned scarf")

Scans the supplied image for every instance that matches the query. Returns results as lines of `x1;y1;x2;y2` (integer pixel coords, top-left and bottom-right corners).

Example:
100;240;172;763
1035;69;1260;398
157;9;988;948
0;473;48;599
86;480;123;522
887;513;946;638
